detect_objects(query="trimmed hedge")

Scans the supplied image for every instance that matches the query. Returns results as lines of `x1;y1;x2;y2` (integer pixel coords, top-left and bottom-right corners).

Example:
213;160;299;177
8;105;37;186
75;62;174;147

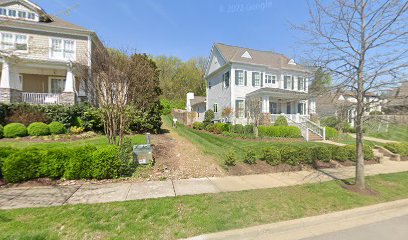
0;144;137;183
2;149;42;183
258;126;302;138
384;143;408;157
312;146;332;163
27;122;50;136
325;127;338;140
192;122;204;130
3;123;27;138
280;146;303;165
48;122;66;134
213;123;226;134
0;124;3;138
274;116;288;126
262;147;281;166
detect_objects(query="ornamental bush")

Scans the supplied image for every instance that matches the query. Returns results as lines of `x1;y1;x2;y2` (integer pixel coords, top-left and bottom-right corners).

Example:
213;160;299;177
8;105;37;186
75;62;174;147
27;122;50;136
64;145;97;180
204;110;215;123
312;146;332;163
325;127;338;140
205;124;215;132
2;149;42;183
91;145;123;180
262;147;281;166
224;150;237;166
39;148;71;179
331;146;349;162
274;116;288;126
3;123;27;138
258;126;302;138
244;125;254;134
243;148;257;164
0;147;16;178
0;124;3;138
230;124;244;134
192;122;204;130
213;123;226;134
280;146;303;165
48;122;66;134
384;143;408;157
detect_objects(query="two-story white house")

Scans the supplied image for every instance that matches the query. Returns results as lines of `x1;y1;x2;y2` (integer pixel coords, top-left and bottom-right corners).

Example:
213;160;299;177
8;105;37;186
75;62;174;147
205;43;315;125
0;0;102;105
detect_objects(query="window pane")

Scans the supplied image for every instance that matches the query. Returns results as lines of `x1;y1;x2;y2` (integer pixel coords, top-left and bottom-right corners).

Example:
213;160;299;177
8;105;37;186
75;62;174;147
8;9;16;17
0;8;6;15
51;78;66;93
237;71;244;85
18;11;26;18
15;35;27;50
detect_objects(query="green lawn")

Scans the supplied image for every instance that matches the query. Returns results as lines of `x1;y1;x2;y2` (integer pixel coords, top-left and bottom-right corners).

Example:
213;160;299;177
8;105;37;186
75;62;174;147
163;115;327;162
0;134;146;149
2;172;408;239
366;123;408;142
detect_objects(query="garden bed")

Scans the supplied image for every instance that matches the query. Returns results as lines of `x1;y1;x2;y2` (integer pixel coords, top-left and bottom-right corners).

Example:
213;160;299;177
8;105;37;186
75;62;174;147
228;161;302;176
0;131;98;143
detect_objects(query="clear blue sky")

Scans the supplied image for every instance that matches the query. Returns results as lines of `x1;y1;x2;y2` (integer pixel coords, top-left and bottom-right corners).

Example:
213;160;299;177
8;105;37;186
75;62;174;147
35;0;309;61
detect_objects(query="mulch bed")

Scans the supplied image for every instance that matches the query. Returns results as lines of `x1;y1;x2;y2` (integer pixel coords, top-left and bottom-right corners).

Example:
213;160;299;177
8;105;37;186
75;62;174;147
313;160;337;169
228;161;302;176
341;184;379;196
337;159;380;167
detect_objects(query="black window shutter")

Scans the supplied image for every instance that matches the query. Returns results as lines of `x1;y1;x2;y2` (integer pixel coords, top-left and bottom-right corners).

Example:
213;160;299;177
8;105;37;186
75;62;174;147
235;70;239;85
298;77;301;90
292;76;294;90
261;73;264;87
244;71;247;86
284;77;287;89
252;72;255;86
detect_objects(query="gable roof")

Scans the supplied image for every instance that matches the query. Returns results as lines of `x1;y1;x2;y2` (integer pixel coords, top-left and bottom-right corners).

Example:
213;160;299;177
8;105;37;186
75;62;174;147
214;43;306;71
387;81;408;107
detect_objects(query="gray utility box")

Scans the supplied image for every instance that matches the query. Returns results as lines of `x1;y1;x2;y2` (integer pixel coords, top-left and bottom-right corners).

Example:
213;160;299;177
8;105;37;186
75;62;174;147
133;144;153;165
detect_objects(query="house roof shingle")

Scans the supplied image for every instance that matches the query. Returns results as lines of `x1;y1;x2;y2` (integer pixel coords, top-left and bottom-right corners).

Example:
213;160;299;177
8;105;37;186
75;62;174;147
215;43;306;71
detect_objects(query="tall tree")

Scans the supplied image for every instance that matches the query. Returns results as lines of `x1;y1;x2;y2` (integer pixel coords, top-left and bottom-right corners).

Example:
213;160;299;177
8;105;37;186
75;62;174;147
300;0;408;189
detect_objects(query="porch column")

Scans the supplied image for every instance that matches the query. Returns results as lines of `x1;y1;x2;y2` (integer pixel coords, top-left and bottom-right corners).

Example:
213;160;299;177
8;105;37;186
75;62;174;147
262;96;269;113
1;59;19;89
64;65;75;93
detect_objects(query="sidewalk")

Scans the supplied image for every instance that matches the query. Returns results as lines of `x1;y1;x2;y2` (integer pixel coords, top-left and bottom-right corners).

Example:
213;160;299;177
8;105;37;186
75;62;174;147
348;133;401;144
1;160;408;210
185;197;408;240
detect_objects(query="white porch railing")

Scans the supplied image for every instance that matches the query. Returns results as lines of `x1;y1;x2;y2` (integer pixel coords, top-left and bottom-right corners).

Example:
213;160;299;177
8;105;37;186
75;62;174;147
271;113;309;123
22;92;61;105
273;114;325;141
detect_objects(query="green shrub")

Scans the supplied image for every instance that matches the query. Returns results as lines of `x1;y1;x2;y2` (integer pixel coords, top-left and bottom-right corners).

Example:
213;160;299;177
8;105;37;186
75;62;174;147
346;145;357;161
27;122;50;136
192;122;205;130
3;123;27;138
0;147;16;178
299;147;313;164
258;126;302;138
312;146;332;163
117;138;138;177
320;116;338;128
160;99;185;115
243;149;256;164
205;124;215;132
5;103;49;126
0;124;3;138
325;127;338;140
92;146;122;180
48;122;66;134
262;147;281;166
364;145;375;160
230;124;244;134
384;143;408;157
280;146;302;165
64;145;97;180
128;101;163;134
224;150;237;166
331;146;349;162
204;110;215;123
244;125;254;134
213;123;226;134
2;150;42;183
70;126;84;135
39;148;71;179
274;116;288;126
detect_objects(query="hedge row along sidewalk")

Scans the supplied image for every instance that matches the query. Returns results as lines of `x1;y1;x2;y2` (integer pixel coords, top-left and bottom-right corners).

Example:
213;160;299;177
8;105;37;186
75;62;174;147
2;171;408;239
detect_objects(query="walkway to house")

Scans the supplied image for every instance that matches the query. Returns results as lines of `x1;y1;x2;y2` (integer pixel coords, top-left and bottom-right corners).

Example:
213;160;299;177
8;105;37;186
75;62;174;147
348;133;401;144
2;159;408;210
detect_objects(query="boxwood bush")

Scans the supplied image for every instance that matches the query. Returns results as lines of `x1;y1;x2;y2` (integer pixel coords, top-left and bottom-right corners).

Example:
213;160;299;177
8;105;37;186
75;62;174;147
262;147;281;166
243;148;256;164
27;122;50;136
312;146;332;163
0;147;16;178
92;145;123;180
325;127;338;140
280;146;303;165
258;126;302;138
192;122;204;130
274;116;288;126
231;124;244;134
48;122;66;134
2;149;42;183
213;123;226;134
0;124;3;138
39;148;71;179
3;123;28;138
64;146;97;180
384;143;408;157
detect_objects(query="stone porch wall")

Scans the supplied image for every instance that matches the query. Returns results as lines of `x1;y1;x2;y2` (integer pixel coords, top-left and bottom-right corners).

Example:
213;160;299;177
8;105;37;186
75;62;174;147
0;88;22;104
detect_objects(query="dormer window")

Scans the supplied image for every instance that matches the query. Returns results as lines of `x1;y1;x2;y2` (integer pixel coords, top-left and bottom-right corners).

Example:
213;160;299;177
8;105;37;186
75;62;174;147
0;8;6;16
18;11;26;18
0;6;38;21
27;12;35;20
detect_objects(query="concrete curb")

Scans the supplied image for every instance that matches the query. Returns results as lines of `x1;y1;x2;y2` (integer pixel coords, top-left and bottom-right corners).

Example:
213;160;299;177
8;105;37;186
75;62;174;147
185;198;408;240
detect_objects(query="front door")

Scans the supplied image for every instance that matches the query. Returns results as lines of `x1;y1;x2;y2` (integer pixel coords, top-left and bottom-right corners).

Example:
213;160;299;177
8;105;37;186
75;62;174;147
269;102;278;114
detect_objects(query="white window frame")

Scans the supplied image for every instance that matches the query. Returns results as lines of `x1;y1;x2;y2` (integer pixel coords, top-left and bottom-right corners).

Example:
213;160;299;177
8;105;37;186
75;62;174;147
8;9;16;17
284;75;292;90
49;38;76;60
0;7;38;21
0;8;7;16
48;77;66;94
0;31;28;52
213;103;218;113
236;70;244;86
298;76;305;91
236;100;245;118
265;74;277;84
253;72;261;86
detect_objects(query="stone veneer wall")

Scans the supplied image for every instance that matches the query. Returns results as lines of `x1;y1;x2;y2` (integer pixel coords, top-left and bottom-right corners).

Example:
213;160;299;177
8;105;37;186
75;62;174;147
60;92;76;105
0;88;22;103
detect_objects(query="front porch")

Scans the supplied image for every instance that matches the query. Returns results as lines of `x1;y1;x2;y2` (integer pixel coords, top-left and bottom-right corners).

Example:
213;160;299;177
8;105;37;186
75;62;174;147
0;56;84;105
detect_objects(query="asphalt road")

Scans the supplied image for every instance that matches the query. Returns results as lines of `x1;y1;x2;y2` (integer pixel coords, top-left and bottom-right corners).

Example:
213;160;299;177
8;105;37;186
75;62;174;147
302;214;408;240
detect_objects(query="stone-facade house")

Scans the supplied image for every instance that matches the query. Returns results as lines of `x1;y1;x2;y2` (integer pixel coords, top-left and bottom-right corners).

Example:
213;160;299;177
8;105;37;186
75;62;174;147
0;0;102;105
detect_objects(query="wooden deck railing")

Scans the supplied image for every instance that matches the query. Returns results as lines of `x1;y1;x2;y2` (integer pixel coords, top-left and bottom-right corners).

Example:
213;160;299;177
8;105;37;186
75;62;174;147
22;92;61;105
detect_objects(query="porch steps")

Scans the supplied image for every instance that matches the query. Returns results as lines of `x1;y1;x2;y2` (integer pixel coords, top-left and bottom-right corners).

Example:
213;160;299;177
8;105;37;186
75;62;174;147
308;130;323;141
